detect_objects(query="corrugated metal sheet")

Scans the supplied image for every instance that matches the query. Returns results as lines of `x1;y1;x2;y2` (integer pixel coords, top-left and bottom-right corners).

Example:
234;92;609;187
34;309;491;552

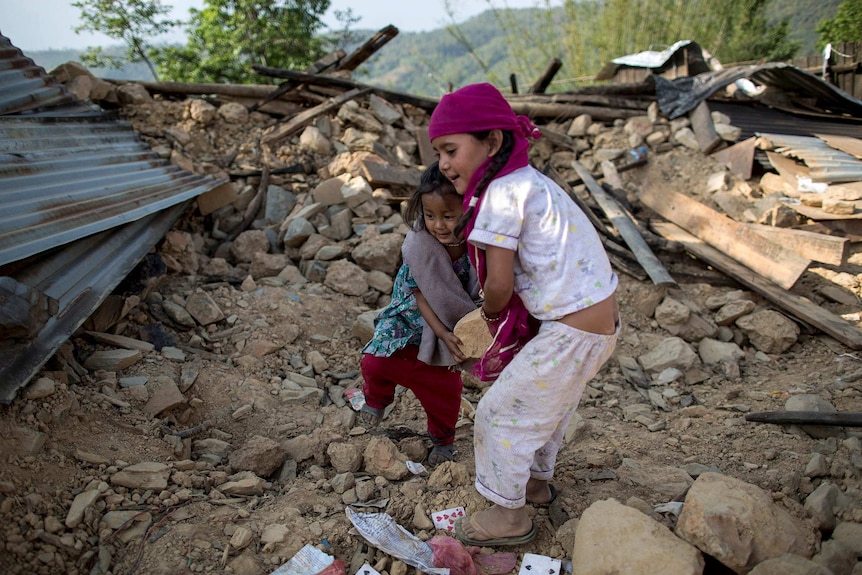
709;100;862;140
757;133;862;183
0;116;221;266
0;203;188;403
0;35;227;402
0;33;84;115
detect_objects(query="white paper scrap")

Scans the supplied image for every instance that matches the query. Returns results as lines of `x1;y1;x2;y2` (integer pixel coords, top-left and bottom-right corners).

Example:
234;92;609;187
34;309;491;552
345;508;449;575
271;544;334;575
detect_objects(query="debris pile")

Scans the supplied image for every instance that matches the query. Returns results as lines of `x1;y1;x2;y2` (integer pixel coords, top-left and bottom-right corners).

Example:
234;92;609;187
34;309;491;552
2;43;862;575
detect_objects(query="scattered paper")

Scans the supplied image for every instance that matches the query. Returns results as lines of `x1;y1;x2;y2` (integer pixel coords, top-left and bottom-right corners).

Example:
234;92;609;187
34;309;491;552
271;544;334;575
518;553;561;575
343;388;366;411
355;563;382;575
345;508;449;575
431;506;465;532
406;461;428;476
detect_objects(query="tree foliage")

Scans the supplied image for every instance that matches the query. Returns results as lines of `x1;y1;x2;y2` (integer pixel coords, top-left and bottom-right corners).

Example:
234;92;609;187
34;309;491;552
72;0;179;80
816;0;862;49
154;0;330;84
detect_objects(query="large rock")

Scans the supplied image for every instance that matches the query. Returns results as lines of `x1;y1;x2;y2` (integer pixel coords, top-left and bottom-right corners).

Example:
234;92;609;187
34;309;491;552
573;498;704;575
228;435;287;477
735;310;799;354
324;259;369;296
676;472;818;574
363;436;409;480
351;233;404;275
638;337;698;373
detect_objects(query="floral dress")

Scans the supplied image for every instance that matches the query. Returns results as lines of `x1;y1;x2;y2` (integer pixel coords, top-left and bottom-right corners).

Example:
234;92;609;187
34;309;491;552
362;253;472;357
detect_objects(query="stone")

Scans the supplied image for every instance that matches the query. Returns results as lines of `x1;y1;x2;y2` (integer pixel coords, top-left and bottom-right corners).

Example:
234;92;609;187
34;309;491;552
299;125;332;155
218;102;249;123
161;300;197;327
363;436;409;481
327;442;364;473
143;377;186;416
110;462;170;490
698;338;744;365
228;436;287;477
351;233;404;275
573;498;704;575
615;458;694;500
747;554;832;575
185;291;224;326
231;230;270;263
65;489;100;528
735;310;799;354
324;259;369;296
638;337;699;373
84;349;142;372
23;377;56;400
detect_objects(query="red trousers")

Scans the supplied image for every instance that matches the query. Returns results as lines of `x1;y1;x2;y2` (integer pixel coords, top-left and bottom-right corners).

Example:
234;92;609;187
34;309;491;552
360;345;462;446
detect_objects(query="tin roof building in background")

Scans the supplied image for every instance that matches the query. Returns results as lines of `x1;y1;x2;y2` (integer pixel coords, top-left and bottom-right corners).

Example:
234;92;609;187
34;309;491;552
0;33;226;403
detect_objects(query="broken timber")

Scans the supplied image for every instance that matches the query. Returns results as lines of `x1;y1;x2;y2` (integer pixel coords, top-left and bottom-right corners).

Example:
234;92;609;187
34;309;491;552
571;160;676;287
745;411;862;427
528;58;562;94
251;66;438;111
650;221;862;350
262;88;370;146
639;183;810;290
338;25;399;71
745;223;849;266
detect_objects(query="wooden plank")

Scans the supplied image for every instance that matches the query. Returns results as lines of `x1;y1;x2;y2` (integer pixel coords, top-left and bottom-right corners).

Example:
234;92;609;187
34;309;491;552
711;136;755;180
573;160;677;287
745;411;862;427
816;133;862;160
360;160;422;187
262;88;370;146
338;25;399;71
639;182;810;289
528;58;562;94
689;101;722;154
745;223;849;266
650;221;862;350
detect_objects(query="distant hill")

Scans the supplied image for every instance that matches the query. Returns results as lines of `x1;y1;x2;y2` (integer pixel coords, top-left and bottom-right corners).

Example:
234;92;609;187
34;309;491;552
23;0;842;97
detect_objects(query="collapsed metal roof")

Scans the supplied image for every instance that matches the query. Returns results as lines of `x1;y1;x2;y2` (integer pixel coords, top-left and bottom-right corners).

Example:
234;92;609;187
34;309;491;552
757;133;862;184
0;33;226;403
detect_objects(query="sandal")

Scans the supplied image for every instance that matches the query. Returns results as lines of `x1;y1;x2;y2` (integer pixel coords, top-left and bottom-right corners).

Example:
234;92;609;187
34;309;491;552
427;444;455;465
359;405;384;427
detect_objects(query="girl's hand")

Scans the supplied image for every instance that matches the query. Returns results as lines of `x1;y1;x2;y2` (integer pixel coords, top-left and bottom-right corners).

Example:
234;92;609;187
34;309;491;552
442;332;467;363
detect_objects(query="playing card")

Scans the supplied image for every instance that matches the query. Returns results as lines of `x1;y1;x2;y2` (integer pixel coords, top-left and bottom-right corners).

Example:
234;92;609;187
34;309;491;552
355;563;382;575
518;553;561;575
431;506;466;531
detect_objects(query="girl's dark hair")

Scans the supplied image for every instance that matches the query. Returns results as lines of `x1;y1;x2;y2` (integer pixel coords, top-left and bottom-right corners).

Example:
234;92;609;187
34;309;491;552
453;130;515;237
403;161;459;230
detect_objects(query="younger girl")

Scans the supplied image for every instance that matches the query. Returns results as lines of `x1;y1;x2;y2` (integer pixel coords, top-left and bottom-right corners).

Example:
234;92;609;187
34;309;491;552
360;162;480;465
428;83;620;545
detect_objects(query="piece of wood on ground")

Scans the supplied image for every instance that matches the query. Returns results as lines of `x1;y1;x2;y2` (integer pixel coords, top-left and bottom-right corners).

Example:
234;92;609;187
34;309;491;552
781;199;862;221
360;160;422;188
262;87;370;146
85;331;155;352
639;182;810;290
650;221;862;351
689;101;722;154
711;136;756;180
816;134;862;160
574;160;676;287
745;410;862;427
795;220;862;243
745;222;849;266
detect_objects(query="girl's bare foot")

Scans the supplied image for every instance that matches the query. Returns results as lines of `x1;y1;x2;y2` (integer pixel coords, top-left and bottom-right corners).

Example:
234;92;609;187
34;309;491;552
456;505;534;546
525;478;556;505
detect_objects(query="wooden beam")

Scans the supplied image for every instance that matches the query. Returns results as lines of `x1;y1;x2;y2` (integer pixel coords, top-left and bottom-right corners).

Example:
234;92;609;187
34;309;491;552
639;182;810;290
248;49;346;112
262;88;370;146
650;221;862;350
745;223;849;266
528;58;562;94
745;411;862;427
573;160;677;287
251;66;438;111
338;25;399;71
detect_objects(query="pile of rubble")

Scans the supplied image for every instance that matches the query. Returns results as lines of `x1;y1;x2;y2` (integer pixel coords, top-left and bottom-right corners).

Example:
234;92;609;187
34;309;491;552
1;59;861;575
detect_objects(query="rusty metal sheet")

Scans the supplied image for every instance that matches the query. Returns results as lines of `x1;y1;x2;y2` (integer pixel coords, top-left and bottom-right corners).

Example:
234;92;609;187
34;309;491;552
758;132;862;183
0;33;81;115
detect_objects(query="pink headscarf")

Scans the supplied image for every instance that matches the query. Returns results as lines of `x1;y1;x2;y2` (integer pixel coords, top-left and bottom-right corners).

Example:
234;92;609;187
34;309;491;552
429;83;542;381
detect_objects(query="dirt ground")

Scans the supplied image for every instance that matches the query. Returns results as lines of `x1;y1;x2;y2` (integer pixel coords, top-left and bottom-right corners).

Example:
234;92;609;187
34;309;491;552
2;96;862;574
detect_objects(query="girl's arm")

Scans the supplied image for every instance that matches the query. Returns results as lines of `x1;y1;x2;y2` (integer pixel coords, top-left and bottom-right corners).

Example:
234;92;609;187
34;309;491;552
481;245;515;317
415;290;467;362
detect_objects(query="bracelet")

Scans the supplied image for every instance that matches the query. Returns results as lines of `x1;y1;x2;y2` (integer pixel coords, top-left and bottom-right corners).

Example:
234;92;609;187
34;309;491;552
480;307;500;322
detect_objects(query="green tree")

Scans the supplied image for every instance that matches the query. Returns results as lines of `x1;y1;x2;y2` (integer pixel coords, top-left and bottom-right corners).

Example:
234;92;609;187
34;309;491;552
155;0;330;84
816;0;862;49
72;0;179;80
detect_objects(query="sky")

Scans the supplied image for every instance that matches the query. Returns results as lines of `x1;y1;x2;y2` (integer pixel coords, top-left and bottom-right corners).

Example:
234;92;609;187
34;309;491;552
1;0;554;51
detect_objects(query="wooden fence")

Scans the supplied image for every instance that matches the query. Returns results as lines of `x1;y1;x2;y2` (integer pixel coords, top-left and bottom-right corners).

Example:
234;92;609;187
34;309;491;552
788;41;862;101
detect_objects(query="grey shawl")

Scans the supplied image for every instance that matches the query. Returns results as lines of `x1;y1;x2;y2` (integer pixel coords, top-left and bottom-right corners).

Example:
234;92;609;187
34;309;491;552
402;229;481;367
